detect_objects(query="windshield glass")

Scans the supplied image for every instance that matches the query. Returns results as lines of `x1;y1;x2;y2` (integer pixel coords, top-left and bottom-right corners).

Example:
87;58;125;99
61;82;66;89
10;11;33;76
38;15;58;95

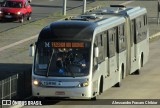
4;1;22;8
34;41;91;77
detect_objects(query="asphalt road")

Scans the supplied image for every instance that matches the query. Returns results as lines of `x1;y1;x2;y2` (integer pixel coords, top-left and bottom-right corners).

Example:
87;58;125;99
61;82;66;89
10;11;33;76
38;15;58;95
0;0;93;33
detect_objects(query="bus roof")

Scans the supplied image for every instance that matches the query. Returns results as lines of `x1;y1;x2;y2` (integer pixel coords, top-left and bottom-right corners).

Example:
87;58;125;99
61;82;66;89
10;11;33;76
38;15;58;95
85;5;147;19
38;5;146;41
38;21;97;41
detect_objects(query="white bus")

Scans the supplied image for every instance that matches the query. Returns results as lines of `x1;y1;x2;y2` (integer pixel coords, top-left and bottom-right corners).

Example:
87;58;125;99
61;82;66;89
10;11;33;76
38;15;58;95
29;5;149;100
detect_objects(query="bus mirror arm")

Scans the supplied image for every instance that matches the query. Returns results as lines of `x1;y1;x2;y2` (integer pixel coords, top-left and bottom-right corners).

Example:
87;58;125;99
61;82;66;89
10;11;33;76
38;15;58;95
29;43;35;57
95;47;99;58
94;63;100;71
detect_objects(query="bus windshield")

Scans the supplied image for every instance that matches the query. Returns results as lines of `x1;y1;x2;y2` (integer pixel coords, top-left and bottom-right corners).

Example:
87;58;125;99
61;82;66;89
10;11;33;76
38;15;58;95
34;42;90;77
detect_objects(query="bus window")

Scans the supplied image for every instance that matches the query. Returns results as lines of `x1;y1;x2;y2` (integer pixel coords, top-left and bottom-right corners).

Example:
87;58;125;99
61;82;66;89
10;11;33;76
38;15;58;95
130;19;135;46
96;33;105;63
93;39;98;71
145;14;148;25
135;15;147;44
108;29;115;58
104;32;107;57
135;17;141;43
117;24;126;53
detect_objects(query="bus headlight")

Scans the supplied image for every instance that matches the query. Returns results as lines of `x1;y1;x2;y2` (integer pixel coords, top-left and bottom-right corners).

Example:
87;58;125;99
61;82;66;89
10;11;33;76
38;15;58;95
78;81;89;87
33;79;39;86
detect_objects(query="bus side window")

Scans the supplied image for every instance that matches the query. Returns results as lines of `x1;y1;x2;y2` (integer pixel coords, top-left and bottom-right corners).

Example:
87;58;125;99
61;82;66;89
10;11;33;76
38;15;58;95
93;33;105;70
135;15;147;43
113;27;118;53
118;24;126;53
143;14;148;26
130;19;135;46
97;33;105;63
108;29;115;58
93;37;98;67
142;14;148;40
104;31;108;57
135;17;141;44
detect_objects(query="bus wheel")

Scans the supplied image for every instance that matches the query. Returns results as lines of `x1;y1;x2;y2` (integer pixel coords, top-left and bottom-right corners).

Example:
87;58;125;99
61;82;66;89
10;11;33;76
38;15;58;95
134;55;143;75
134;69;140;75
99;77;103;95
91;96;96;101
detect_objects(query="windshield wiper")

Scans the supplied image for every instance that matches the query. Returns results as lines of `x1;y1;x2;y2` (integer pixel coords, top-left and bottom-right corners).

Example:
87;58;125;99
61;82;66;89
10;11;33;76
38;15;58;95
65;64;75;78
46;49;54;77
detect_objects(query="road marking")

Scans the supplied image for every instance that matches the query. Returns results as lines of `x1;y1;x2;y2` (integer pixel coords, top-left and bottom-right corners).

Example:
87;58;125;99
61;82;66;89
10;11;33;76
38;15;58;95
0;35;38;52
0;1;134;52
120;1;134;5
149;32;160;39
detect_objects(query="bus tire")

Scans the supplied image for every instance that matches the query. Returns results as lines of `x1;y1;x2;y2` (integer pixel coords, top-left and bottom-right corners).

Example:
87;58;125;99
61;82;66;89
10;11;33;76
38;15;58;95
91;96;96;101
134;69;140;75
99;76;103;95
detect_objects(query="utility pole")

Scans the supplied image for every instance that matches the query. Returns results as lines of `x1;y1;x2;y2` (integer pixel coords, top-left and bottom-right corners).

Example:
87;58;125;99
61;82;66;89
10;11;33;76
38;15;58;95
82;0;86;14
63;0;67;16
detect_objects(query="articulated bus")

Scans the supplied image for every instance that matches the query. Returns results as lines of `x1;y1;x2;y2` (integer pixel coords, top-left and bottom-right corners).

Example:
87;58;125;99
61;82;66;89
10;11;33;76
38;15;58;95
29;5;149;99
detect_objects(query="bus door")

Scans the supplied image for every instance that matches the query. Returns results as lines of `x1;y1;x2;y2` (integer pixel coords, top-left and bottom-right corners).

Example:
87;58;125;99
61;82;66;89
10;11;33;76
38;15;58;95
107;28;117;85
114;27;119;72
103;32;109;78
93;33;106;88
131;19;137;72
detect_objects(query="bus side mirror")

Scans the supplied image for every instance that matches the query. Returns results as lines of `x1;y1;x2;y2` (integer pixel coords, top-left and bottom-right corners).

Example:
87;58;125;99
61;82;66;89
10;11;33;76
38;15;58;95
95;47;99;58
29;44;35;57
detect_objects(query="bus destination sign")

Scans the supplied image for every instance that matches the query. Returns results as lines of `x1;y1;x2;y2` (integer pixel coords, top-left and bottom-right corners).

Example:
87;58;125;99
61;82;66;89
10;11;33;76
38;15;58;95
52;42;84;48
44;42;85;48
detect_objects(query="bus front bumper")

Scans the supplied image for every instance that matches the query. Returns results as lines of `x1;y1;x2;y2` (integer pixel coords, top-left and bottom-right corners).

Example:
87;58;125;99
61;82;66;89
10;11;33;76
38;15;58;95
32;85;93;99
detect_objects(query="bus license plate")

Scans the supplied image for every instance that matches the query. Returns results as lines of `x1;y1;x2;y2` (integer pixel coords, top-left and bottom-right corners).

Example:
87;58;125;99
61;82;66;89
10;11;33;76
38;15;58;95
55;91;65;95
41;81;57;86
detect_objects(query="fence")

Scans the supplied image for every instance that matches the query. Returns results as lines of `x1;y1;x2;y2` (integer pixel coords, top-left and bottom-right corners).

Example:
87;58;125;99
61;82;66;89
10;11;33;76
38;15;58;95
0;74;18;108
0;74;18;100
0;70;32;108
